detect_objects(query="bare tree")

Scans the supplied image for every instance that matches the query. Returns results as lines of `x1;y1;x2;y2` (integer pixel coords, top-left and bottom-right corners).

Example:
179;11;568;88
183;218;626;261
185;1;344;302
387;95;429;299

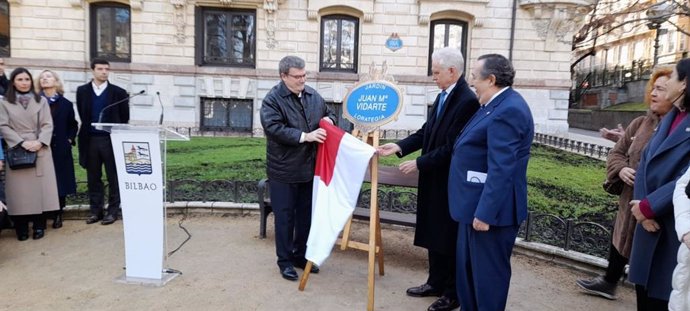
571;0;690;71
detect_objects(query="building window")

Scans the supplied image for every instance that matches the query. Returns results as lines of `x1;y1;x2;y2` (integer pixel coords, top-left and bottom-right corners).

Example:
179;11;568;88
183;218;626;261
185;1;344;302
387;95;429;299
327;102;353;132
428;19;468;75
196;8;256;67
0;1;9;57
200;97;253;132
320;15;358;73
90;2;131;62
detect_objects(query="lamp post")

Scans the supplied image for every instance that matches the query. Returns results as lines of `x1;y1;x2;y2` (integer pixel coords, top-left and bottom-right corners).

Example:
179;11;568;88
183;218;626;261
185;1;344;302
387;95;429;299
646;21;668;67
646;3;673;66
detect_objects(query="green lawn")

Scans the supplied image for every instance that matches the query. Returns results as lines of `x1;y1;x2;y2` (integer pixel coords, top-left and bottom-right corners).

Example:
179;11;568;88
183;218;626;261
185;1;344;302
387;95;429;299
72;137;614;218
527;144;615;218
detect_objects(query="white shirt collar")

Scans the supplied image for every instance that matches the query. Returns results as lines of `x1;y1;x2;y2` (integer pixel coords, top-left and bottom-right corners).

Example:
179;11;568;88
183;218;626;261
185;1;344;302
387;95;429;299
484;86;509;107
92;80;108;96
442;82;456;95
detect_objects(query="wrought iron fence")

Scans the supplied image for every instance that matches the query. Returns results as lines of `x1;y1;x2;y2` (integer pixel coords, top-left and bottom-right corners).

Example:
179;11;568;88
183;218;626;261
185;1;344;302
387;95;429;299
574;59;653;89
36;178;619;259
65;180;259;206
357;185;613;258
534;133;611;160
519;213;612;258
62;133;616;259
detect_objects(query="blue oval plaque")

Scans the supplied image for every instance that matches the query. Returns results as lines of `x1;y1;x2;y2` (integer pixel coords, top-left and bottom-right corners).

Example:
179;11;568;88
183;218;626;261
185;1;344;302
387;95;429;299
343;80;402;129
385;33;403;52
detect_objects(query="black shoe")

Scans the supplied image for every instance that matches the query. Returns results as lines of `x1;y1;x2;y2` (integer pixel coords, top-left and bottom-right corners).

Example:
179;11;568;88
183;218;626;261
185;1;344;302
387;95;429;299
52;214;63;229
293;260;320;274
86;215;102;224
32;229;45;240
280;266;299;281
576;276;617;300
101;215;116;225
17;233;29;241
428;296;460;311
406;283;443;297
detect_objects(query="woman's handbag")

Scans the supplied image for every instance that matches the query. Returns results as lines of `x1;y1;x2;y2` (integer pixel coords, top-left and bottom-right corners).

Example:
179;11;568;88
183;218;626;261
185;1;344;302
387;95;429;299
5;110;40;170
603;179;624;196
6;146;37;169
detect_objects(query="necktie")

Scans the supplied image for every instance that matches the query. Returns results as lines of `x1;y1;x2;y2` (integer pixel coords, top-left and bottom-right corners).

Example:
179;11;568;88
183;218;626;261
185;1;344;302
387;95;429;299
436;90;447;118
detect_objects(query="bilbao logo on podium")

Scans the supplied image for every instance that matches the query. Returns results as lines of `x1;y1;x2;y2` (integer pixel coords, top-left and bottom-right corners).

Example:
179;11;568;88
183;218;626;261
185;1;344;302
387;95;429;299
123;142;153;175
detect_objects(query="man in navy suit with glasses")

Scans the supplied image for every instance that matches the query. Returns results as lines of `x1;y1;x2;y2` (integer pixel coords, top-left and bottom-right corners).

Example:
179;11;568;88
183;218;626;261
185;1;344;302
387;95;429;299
449;54;534;311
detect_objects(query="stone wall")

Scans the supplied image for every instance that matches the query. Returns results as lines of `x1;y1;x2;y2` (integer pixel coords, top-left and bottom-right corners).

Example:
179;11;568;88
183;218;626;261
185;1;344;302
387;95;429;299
4;0;590;135
568;109;646;131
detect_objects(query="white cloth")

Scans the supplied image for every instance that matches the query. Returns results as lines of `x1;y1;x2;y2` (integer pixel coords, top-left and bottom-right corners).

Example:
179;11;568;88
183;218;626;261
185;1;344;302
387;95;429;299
305;120;375;266
670;167;690;311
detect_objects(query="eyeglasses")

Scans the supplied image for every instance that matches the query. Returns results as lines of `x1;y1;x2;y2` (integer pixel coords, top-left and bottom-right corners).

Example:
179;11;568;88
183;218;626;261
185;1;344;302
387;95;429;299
287;73;307;80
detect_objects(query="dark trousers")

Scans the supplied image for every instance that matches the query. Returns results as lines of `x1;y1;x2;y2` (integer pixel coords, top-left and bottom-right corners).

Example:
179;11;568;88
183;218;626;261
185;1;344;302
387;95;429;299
270;180;312;270
427;249;457;299
12;214;46;235
456;224;519;311
604;244;628;283
635;285;669;311
86;136;120;217
47;196;66;220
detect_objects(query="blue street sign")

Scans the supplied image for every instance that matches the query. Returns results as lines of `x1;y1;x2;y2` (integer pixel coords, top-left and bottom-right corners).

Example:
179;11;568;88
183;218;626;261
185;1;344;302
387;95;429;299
343;80;402;128
385;37;403;51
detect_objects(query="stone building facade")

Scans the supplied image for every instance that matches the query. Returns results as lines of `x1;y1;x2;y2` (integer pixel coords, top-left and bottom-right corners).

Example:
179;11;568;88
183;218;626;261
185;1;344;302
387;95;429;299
1;0;592;135
571;0;689;109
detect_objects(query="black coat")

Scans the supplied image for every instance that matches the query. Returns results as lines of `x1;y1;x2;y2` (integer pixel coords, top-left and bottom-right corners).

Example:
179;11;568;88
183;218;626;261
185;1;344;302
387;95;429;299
396;77;479;253
0;74;8;96
260;81;335;183
48;94;78;196
75;81;129;168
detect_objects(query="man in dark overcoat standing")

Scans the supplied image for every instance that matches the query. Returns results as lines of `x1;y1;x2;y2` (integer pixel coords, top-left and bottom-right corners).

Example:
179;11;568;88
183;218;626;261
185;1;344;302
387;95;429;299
378;47;479;311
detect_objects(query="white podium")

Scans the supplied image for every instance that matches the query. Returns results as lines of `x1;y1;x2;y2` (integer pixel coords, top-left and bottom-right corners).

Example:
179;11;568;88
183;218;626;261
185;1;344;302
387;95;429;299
94;123;189;286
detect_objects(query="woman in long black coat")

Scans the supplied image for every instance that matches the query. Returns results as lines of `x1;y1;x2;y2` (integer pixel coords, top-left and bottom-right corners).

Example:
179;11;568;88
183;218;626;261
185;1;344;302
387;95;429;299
37;70;77;228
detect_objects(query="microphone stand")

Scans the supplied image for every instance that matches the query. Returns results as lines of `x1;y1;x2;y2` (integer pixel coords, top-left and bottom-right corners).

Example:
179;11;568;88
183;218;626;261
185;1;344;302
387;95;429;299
156;91;164;126
97;89;145;124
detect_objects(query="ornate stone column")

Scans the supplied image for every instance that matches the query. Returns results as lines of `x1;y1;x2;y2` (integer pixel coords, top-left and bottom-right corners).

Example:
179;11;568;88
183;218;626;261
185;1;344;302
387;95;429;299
171;0;188;44
264;0;277;49
519;0;594;51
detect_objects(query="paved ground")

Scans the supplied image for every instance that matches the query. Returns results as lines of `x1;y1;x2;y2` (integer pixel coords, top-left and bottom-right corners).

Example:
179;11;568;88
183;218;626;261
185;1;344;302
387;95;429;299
0;213;635;311
566;128;616;148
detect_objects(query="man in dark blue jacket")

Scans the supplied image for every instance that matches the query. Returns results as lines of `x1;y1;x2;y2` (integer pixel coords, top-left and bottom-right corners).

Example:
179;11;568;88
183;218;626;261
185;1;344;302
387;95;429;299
260;55;336;281
449;54;534;311
76;59;129;226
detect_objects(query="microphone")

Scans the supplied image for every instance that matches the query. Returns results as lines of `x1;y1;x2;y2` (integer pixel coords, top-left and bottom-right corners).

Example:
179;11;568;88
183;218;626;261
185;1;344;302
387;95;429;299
156;91;164;125
97;90;145;123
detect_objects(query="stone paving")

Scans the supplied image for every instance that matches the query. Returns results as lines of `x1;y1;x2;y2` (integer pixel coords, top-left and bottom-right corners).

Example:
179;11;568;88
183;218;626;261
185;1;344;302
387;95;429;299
0;213;636;311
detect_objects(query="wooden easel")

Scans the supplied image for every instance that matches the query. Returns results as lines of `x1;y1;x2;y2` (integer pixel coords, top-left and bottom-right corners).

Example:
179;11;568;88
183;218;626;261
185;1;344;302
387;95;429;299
298;129;384;311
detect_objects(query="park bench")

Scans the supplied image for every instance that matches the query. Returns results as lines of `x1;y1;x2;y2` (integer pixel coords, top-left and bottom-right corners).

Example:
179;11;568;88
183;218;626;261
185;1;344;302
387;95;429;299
257;166;418;239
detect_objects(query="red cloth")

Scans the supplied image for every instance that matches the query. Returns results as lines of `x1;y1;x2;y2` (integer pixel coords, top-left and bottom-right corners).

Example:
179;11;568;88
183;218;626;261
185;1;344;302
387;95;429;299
639;198;656;219
670;111;688;134
306;120;375;266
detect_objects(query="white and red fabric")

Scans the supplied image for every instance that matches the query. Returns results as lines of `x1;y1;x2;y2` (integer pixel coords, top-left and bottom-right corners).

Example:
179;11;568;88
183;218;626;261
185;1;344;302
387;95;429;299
305;120;375;266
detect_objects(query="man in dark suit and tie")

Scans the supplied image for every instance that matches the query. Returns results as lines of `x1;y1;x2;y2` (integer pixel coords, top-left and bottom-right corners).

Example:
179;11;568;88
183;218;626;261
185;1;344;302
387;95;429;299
76;59;129;225
378;47;479;311
449;54;534;311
